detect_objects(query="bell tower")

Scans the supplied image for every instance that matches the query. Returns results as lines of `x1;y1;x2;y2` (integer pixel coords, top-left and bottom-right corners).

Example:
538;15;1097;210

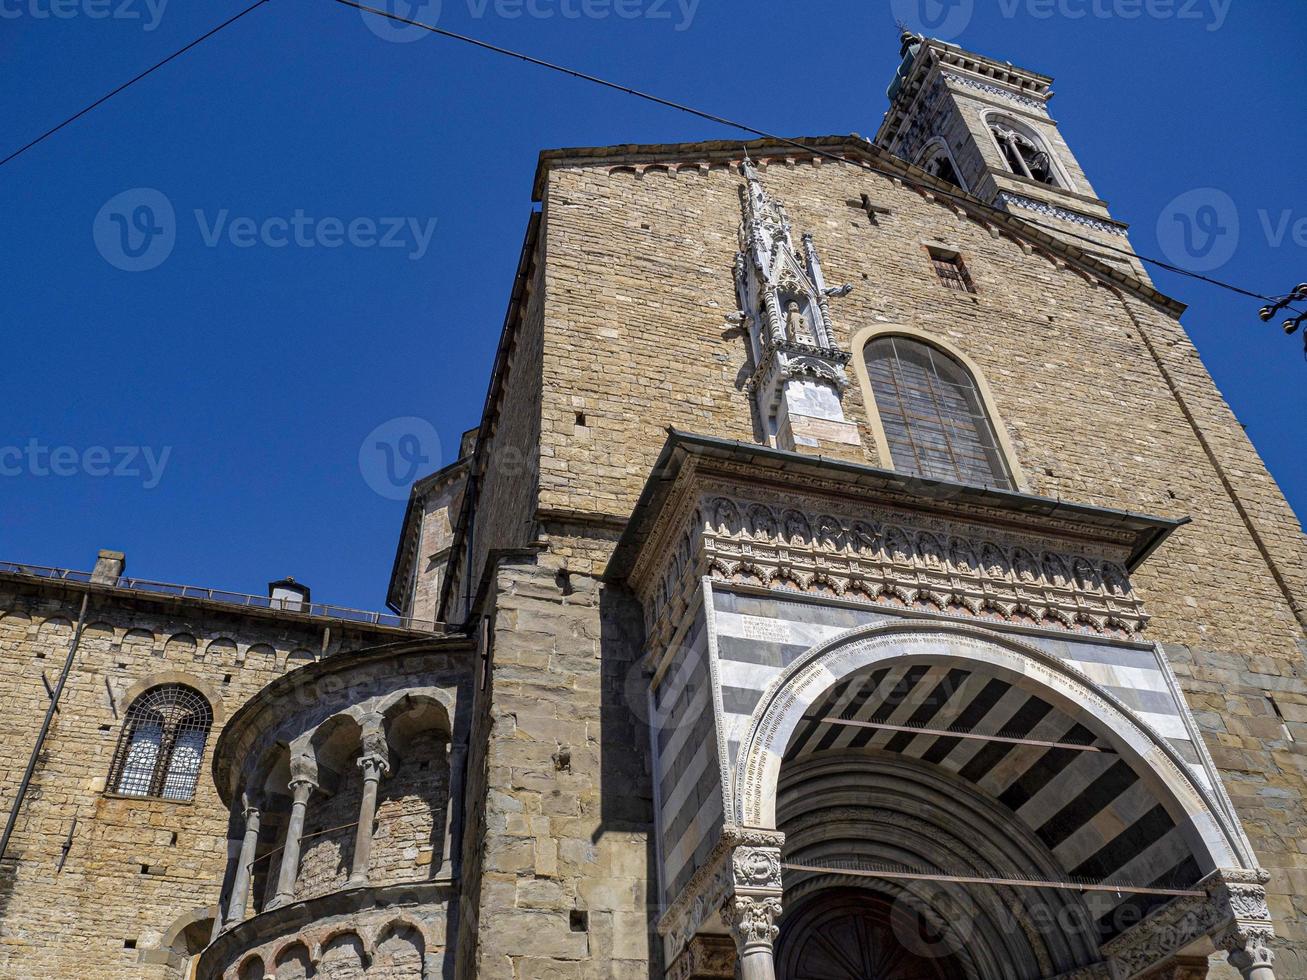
874;33;1145;276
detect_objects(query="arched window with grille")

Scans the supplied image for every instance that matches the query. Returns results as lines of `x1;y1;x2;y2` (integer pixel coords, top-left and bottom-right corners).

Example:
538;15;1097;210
860;333;1018;491
108;684;213;801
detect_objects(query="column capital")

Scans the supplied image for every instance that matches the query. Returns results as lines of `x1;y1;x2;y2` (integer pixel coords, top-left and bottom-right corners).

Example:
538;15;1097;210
1219;927;1275;971
358;753;390;780
288;777;317;800
722;895;782;954
1207;867;1276;978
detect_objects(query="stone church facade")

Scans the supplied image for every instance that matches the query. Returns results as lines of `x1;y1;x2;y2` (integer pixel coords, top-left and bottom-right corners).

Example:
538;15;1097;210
1;33;1304;980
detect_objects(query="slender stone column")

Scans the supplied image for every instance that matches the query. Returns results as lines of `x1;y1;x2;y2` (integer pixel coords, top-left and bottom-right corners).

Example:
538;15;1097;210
224;802;261;927
722;840;784;980
1224;930;1276;980
723;895;782;980
347;754;389;887
438;742;467;879
268;777;315;908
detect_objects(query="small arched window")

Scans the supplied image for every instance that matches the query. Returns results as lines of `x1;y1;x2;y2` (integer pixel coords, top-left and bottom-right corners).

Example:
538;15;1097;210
913;139;967;191
989;119;1060;187
108;684;213;801
863;335;1014;490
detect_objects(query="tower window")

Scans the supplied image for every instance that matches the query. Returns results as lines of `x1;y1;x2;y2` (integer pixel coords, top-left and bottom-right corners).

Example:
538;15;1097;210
925;152;962;189
107;684;213;802
912;139;967;192
863;335;1014;490
990;122;1060;187
928;248;976;293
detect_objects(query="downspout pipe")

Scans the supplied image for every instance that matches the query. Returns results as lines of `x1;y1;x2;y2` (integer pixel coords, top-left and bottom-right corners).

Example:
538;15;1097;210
0;591;90;863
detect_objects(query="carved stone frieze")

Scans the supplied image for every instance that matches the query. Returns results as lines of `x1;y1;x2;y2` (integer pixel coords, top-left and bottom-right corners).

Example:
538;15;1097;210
641;486;1148;650
941;70;1049;114
996;192;1129;236
732;846;783;891
1101;868;1276;979
1101;893;1221;977
665;935;735;980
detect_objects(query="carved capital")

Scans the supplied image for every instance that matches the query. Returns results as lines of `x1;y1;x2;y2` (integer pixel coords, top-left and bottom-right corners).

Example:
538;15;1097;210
1219;926;1275;970
731;846;782;891
358;753;390;781
288;751;318;787
722;895;782;955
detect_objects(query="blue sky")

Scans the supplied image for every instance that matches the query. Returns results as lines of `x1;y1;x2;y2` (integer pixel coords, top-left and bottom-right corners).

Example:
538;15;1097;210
2;0;1303;613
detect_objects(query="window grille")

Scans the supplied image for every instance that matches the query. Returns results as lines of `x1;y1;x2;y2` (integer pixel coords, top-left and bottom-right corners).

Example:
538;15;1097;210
108;684;213;801
864;336;1013;490
929;250;976;293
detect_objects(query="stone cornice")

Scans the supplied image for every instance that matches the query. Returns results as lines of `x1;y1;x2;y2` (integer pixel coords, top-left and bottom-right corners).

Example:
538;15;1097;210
614;435;1185;663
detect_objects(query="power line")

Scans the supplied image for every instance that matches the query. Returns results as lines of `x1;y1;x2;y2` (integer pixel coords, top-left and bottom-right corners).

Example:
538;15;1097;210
0;0;273;170
334;0;1295;310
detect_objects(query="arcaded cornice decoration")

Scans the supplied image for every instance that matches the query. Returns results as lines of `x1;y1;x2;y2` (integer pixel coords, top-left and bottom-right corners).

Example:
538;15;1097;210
941;69;1049;114
633;468;1151;658
698;492;1145;628
997;192;1130;236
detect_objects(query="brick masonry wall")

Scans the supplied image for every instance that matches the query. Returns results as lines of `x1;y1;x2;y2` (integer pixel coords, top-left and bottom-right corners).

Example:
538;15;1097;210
0;578;425;980
296;772;362;901
372;738;449;885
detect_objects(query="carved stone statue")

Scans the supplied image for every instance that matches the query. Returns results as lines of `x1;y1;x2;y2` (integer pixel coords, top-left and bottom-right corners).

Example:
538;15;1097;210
784;300;816;345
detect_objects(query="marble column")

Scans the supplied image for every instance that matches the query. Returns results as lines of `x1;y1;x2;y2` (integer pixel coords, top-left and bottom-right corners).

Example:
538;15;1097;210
268;777;315;909
1224;931;1276;980
347;754;389;887
224;801;261;927
723;895;782;980
722;841;784;980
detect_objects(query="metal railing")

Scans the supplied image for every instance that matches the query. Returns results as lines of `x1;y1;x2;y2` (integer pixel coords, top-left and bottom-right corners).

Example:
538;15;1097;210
0;561;442;633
